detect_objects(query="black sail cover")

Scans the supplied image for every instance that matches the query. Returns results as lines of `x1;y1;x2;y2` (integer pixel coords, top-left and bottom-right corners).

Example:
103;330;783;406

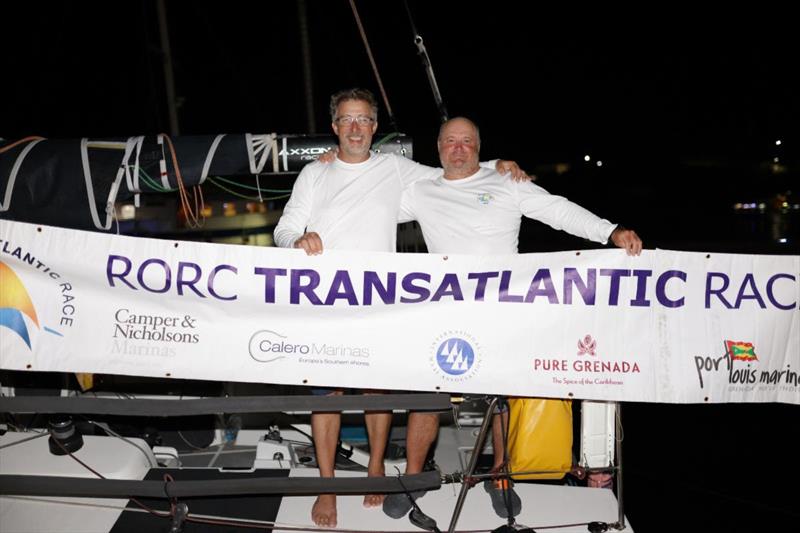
0;133;412;232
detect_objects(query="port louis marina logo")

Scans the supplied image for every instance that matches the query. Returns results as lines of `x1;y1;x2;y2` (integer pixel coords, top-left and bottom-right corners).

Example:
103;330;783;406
532;334;640;387
0;252;78;353
694;340;799;392
430;331;482;382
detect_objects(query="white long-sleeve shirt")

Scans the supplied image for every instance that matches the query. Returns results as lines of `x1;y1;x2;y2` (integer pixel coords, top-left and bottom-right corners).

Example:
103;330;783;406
273;153;445;251
274;153;498;252
399;167;616;254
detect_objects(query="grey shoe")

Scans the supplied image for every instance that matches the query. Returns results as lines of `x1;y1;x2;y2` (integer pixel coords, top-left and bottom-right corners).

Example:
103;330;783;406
382;490;425;519
484;479;522;518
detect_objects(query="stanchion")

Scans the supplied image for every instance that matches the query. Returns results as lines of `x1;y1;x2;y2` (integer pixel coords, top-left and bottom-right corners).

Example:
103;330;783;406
447;396;498;533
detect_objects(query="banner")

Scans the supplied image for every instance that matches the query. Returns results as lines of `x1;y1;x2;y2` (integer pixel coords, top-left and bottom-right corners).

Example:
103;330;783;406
1;220;798;404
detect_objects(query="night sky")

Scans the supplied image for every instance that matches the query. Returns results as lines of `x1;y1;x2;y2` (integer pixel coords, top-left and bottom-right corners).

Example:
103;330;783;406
4;2;798;252
2;2;798;531
5;3;797;155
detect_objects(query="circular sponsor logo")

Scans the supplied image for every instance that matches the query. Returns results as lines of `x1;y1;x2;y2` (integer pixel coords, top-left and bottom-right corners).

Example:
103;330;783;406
430;331;481;382
436;338;475;375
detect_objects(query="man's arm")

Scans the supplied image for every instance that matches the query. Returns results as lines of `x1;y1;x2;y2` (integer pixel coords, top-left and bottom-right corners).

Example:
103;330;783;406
515;181;642;255
398;184;417;224
393;156;530;187
273;165;325;254
609;226;643;256
486;160;531;181
315;151;530;185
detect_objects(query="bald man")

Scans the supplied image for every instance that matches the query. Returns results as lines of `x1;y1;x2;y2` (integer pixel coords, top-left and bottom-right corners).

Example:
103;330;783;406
381;117;642;519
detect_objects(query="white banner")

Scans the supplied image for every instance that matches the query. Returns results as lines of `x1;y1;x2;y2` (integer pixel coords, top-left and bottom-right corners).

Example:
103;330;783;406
1;220;798;404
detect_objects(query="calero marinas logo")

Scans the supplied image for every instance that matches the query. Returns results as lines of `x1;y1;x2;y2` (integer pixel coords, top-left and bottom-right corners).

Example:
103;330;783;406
0;261;39;349
724;340;758;362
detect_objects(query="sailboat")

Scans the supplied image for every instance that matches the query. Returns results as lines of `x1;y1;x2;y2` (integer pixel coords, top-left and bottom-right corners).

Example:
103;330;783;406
0;130;631;532
5;4;795;532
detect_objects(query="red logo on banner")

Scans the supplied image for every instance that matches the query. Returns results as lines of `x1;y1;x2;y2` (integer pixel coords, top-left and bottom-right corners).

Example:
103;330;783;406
577;334;596;356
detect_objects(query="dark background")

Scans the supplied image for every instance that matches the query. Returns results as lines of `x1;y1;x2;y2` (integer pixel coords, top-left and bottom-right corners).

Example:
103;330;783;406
2;2;798;531
3;2;798;252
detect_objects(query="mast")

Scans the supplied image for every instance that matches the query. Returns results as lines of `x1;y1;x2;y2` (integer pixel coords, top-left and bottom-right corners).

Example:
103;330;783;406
297;0;316;133
156;0;180;136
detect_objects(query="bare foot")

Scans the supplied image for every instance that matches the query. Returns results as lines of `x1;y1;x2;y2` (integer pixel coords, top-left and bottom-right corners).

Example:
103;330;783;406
312;494;337;527
363;463;386;508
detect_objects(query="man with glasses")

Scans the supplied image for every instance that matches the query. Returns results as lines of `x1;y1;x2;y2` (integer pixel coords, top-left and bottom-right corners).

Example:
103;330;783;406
381;116;642;520
274;89;527;528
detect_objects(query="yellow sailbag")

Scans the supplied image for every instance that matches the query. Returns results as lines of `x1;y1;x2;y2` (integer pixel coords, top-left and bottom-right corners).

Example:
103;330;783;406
507;398;573;480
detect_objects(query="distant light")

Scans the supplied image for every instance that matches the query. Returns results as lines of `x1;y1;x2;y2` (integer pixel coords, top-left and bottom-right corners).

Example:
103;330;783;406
773;157;780;163
119;204;136;220
778;238;787;244
596;161;603;167
775;140;782;146
758;203;766;210
782;201;789;208
584;155;591;162
734;203;742;210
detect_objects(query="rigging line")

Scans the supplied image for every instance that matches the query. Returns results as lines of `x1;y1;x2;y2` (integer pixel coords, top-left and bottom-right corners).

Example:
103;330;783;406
207;441;226;468
161;133;205;228
372;132;401;149
109;202;120;235
139;167;176;192
178;448;257;457
348;0;398;132
0;136;46;154
50;435;172;520
0;138;45;212
187;513;490;533
0;432;47;450
207;178;290;201
199;133;226;185
212;175;291;193
3;496;488;533
85;419;156;468
177;429;208;451
402;0;448;123
160;133;193;223
79;137;134;230
131;135;145;207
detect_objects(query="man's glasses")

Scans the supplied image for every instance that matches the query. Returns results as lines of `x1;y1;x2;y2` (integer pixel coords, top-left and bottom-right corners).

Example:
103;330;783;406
335;115;375;126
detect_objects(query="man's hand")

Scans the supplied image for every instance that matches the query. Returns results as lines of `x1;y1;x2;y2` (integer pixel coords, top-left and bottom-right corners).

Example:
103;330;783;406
495;160;533;182
610;226;643;256
318;148;338;164
294;232;323;255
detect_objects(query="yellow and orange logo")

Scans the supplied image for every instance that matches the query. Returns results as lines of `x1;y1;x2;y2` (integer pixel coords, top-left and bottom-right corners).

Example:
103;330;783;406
0;261;39;349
